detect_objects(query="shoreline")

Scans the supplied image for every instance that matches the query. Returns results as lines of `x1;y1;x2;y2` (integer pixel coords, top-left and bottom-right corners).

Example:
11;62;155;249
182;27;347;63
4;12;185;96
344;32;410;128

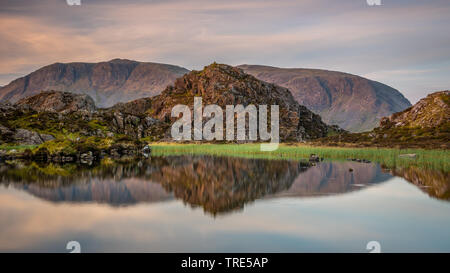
1;143;448;172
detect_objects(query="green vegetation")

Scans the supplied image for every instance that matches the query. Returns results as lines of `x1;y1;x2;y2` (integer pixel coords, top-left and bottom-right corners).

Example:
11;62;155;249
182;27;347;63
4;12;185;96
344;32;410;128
5;111;110;140
0;144;38;151
37;136;118;155
149;143;450;172
319;124;449;149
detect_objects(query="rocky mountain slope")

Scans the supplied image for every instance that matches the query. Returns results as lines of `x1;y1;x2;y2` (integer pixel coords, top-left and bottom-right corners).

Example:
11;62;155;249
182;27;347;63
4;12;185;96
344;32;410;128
379;90;449;129
0;59;189;107
238;64;411;132
1;63;339;151
115;63;339;141
317;91;449;149
0;60;412;132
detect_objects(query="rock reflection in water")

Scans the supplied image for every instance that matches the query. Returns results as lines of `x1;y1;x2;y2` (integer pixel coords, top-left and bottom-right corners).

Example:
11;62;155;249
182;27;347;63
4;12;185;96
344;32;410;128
384;166;450;201
0;155;418;215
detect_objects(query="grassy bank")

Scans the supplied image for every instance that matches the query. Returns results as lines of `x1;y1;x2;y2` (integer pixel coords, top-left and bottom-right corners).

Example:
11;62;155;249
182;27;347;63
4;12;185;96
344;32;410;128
150;143;450;172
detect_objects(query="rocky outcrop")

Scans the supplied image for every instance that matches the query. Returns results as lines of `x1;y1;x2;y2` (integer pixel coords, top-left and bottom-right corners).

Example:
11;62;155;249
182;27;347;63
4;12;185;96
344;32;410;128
144;63;339;141
15;90;96;113
379;90;449;129
102;104;169;140
0;59;189;107
316;91;450;149
95;63;340;141
238;64;412;132
12;129;55;145
0;101;56;145
0;129;54;146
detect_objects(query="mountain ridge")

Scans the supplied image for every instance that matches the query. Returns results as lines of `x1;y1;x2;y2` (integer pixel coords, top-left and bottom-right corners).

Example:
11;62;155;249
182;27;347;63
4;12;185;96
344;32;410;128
237;64;412;132
0;63;339;149
0;60;412;132
0;59;189;108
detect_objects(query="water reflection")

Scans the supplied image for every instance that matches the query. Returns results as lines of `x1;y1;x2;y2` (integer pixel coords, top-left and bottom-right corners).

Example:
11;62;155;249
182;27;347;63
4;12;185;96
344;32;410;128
0;156;401;215
1;156;450;252
383;166;450;201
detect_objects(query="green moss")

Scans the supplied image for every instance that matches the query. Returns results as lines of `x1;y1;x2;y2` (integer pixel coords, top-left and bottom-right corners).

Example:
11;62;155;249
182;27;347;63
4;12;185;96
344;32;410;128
39;139;77;154
6;111;110;141
87;119;108;131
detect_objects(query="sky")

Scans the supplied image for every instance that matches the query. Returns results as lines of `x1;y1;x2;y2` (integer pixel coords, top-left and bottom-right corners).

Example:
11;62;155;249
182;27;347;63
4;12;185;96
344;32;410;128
0;0;449;103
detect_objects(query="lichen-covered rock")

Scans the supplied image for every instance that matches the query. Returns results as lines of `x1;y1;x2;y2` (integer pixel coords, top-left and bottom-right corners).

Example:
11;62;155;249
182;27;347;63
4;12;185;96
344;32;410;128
13;129;44;145
12;129;55;145
15;90;96;114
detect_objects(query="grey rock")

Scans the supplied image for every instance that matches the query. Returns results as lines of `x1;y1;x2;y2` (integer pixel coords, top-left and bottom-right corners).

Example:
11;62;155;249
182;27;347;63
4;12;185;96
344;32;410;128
142;145;152;158
309;154;321;162
144;117;159;127
15;91;96;113
0;124;12;135
13;129;44;145
40;133;55;142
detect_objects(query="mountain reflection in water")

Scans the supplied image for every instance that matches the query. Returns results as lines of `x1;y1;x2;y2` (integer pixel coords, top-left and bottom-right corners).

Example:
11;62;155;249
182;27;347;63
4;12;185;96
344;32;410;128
0;156;448;215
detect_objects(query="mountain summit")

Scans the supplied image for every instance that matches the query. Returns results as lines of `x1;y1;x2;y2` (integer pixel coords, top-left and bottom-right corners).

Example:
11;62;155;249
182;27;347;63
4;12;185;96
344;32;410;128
238;65;412;132
0;59;189;107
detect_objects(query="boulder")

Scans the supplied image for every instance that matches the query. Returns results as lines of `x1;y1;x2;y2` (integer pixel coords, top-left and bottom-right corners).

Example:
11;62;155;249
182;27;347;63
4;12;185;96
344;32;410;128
11;129;55;145
13;129;44;145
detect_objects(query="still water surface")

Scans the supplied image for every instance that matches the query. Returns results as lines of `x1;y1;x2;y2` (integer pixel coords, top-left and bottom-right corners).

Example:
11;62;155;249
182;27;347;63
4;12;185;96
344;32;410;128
0;155;449;252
